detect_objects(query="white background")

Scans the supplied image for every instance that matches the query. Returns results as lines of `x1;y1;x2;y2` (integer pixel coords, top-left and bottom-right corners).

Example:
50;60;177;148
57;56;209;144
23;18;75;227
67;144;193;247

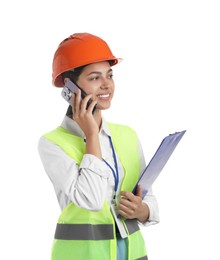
1;0;220;259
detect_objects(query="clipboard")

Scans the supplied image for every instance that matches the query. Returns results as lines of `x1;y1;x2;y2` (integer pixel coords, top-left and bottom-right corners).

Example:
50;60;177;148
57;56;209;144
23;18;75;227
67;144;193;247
133;130;186;198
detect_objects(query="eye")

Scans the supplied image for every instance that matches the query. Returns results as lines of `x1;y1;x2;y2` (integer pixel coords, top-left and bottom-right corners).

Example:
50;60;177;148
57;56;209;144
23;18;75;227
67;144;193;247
90;76;99;81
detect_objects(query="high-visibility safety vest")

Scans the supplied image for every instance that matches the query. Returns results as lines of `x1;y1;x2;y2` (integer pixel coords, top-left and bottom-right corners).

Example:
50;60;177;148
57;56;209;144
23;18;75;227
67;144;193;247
44;123;148;260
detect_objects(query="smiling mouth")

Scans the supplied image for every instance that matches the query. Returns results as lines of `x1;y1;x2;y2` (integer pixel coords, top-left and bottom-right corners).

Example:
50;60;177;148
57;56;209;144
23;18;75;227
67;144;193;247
97;94;110;98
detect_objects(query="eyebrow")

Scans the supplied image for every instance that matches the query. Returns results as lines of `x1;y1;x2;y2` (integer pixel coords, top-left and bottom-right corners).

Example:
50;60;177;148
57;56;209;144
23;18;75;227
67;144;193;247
87;68;113;76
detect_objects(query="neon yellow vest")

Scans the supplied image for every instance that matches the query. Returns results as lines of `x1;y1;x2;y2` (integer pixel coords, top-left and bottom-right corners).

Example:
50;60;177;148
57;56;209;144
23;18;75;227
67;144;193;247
44;123;148;260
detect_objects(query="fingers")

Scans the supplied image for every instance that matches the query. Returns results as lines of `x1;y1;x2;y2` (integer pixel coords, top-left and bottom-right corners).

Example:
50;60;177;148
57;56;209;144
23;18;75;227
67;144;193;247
120;191;136;201
135;185;142;198
72;89;96;116
118;197;137;219
81;95;97;113
118;190;142;219
73;89;81;115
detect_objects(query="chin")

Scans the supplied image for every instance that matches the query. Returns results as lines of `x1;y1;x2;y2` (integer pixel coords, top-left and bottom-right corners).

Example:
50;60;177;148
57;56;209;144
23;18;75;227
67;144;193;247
97;104;111;110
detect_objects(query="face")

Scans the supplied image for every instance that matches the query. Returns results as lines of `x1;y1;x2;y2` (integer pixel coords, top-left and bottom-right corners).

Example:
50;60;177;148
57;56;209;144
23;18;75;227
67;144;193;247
76;61;115;110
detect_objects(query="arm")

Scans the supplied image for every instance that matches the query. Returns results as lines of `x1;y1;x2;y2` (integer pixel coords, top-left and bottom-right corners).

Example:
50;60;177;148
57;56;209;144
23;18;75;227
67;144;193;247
38;136;111;211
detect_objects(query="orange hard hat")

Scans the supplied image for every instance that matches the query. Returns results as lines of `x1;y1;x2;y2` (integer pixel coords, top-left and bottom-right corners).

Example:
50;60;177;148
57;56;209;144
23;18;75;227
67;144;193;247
52;33;121;87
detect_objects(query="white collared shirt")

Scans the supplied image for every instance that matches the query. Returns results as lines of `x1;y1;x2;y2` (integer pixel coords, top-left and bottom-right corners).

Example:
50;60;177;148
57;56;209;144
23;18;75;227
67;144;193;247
38;116;160;236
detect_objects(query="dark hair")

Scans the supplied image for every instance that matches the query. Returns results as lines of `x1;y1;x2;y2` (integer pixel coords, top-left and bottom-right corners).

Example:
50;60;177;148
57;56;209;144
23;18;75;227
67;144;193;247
61;65;86;85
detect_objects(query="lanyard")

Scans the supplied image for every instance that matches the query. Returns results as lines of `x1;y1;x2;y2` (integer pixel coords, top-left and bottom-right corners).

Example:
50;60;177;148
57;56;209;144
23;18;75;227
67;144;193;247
103;136;119;199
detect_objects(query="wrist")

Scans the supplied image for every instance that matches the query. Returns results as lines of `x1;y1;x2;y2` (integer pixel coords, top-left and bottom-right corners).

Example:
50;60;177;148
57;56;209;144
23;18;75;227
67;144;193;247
137;203;150;223
85;134;102;159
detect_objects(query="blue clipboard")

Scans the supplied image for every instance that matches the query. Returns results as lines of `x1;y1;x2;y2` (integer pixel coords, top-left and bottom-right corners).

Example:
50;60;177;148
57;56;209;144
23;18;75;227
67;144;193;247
133;130;186;198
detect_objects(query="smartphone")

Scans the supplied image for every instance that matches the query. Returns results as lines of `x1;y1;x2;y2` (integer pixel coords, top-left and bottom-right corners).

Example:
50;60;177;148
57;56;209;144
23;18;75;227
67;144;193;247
61;79;96;112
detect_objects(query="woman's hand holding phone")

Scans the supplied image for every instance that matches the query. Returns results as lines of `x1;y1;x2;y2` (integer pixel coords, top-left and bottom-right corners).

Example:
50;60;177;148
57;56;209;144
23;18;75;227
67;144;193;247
62;79;101;158
72;89;102;159
72;89;99;134
61;79;98;134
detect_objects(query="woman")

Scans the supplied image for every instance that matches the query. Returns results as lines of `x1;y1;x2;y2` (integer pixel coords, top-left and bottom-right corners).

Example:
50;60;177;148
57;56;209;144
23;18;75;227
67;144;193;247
38;32;159;260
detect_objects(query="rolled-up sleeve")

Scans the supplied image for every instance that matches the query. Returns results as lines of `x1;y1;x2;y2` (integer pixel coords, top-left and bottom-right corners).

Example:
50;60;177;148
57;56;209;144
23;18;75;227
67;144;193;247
141;187;160;226
80;154;110;178
38;137;111;211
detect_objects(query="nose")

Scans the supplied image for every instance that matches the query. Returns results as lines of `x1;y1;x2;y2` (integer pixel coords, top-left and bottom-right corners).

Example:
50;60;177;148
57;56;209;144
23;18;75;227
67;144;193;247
100;77;110;89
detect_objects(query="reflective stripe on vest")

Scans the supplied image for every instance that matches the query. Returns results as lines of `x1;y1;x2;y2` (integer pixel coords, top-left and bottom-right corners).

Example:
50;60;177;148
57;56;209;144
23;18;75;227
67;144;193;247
54;219;140;240
55;223;114;240
125;219;140;235
137;256;148;260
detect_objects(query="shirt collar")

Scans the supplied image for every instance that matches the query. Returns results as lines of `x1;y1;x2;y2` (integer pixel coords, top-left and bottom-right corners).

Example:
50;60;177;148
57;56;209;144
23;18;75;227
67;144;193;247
61;116;84;137
101;117;111;137
61;115;112;138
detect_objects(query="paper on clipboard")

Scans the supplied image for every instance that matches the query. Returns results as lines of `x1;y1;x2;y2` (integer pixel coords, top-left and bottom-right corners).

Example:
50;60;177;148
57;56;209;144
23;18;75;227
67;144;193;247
133;130;186;198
